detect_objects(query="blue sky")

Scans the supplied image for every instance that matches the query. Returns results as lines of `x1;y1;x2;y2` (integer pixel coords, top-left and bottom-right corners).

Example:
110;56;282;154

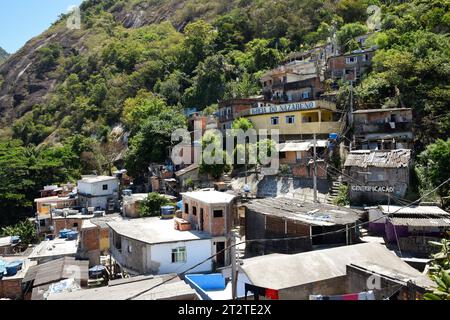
0;0;84;53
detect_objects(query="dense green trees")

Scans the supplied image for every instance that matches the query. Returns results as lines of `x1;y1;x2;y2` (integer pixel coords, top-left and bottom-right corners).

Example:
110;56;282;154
415;139;450;207
139;192;174;217
1;220;37;247
355;0;450;148
125;108;187;179
0;140;80;226
199;130;231;180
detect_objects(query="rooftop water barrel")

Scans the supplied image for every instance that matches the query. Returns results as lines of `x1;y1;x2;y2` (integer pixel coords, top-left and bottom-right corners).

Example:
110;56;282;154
0;260;5;279
59;229;71;238
5;261;23;276
10;236;20;244
123;189;132;197
329;133;339;140
161;206;175;219
66;231;79;241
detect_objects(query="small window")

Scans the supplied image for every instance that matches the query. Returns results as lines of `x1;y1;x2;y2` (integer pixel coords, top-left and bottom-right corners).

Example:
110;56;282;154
114;233;122;250
73;223;78;228
172;247;187;263
280;152;286;159
286;115;295;124
39;219;46;227
390;114;396;122
346;57;356;64
270;117;279;125
302;91;310;99
213;210;223;218
193;206;197;216
102;184;108;191
296;152;302;161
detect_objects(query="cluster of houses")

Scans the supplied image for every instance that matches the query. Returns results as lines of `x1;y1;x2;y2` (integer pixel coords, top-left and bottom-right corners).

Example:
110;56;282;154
1;34;449;301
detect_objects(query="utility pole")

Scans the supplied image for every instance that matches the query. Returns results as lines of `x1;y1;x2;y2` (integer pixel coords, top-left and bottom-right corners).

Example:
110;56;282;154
313;133;318;203
231;234;237;300
349;80;354;127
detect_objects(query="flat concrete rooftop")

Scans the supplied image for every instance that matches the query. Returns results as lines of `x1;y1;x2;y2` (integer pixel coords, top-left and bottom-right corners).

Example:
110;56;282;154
108;217;211;245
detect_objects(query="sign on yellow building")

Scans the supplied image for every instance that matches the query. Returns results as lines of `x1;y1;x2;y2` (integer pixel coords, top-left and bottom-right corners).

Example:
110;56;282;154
243;100;342;136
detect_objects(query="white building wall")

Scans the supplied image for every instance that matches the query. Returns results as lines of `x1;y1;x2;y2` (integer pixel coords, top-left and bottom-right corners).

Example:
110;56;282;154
147;239;213;275
77;181;93;195
77;178;118;197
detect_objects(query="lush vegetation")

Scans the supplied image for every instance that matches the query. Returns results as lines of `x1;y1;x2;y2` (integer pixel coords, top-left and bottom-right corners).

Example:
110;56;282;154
424;237;450;300
138;192;174;217
0;0;448;225
333;184;350;206
354;0;450;149
1;219;37;248
415;138;450;208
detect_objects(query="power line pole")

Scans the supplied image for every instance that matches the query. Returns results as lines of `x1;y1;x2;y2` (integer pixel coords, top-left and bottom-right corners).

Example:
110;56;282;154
313;133;318;203
349;80;354;127
231;234;237;300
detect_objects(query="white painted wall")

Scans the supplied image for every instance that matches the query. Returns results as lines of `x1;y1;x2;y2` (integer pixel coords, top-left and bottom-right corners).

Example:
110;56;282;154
78;178;118;196
147;239;213;275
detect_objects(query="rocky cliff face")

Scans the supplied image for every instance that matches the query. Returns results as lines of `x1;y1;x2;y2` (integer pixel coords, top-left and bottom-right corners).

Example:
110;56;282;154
0;0;221;127
0;47;9;65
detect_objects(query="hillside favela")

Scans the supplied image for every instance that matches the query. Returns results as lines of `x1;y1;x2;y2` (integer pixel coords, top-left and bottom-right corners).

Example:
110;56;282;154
0;0;449;306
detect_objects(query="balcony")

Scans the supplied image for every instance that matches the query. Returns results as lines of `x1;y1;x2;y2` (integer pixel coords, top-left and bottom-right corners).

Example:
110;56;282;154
354;122;413;135
299;121;343;135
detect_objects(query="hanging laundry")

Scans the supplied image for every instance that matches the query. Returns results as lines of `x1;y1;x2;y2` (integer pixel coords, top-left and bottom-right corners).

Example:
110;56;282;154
265;288;279;300
245;283;279;300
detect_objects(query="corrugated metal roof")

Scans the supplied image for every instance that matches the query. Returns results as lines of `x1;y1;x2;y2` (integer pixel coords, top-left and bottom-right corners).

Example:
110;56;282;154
278;140;328;152
23;257;89;286
47;274;197;300
344;149;411;168
244;197;362;226
380;205;450;216
353;108;412;114
390;217;450;227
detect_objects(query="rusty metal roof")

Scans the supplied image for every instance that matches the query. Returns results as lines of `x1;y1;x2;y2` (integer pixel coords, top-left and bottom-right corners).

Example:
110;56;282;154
23;257;88;286
244;197;362;226
344;149;411;168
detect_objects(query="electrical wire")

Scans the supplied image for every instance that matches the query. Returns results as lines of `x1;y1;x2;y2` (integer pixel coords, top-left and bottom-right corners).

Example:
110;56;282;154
125;178;449;300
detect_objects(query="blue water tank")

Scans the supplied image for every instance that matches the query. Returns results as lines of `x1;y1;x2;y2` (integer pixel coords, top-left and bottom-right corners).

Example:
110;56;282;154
0;260;5;279
161;206;175;219
59;229;71;238
10;236;20;244
5;261;23;276
329;133;339;140
66;231;79;241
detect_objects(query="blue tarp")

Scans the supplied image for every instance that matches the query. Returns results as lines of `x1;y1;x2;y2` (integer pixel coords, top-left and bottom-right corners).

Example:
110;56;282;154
177;201;183;210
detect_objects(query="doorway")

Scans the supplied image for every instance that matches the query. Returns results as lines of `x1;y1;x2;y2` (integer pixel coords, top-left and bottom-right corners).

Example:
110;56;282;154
216;242;225;268
200;208;204;232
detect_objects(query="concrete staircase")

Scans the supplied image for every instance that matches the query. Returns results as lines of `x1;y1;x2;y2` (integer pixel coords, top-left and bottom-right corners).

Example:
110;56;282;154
327;175;343;205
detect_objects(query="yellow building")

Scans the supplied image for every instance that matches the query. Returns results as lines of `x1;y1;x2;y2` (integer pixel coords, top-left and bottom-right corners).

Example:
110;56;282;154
242;100;343;140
